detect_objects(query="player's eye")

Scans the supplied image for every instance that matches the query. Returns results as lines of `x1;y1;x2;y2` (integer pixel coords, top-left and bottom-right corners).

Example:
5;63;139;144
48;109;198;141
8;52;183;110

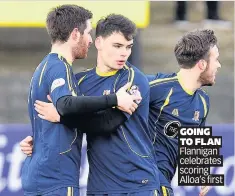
87;30;92;35
127;45;133;50
114;45;121;48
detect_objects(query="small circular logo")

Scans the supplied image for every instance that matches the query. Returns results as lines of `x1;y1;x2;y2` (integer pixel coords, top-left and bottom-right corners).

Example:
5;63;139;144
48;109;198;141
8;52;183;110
164;121;181;138
129;85;141;104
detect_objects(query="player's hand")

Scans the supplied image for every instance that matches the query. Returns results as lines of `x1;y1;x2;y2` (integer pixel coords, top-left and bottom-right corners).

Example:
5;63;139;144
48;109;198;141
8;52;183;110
34;99;60;123
20;136;33;156
116;83;142;115
47;94;53;102
199;186;211;196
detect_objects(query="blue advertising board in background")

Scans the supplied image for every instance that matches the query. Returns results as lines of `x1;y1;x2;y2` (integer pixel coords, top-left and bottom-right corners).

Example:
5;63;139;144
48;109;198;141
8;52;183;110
0;124;234;196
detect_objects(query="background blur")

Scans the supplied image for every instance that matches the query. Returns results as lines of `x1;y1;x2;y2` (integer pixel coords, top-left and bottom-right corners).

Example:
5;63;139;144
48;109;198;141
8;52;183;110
0;1;234;196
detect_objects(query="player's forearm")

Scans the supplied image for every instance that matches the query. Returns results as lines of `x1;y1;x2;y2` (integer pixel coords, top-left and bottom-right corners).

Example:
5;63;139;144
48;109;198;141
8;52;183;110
56;94;117;117
60;108;127;133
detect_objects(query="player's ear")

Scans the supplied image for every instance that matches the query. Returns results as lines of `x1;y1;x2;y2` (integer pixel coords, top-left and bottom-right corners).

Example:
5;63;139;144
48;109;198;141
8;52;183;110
71;28;81;41
95;36;102;50
198;59;207;71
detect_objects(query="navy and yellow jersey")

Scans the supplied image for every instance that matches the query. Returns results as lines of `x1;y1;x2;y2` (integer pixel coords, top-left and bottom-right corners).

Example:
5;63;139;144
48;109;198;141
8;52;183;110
147;73;210;188
22;53;82;195
75;62;160;194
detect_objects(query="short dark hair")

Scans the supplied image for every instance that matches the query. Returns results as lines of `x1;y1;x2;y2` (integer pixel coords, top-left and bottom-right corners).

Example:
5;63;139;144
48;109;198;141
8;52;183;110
96;14;137;41
46;4;92;43
174;29;217;68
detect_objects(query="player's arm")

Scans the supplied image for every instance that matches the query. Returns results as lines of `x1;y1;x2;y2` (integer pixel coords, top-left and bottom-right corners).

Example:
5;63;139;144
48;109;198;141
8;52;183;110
44;63;139;118
56;94;116;115
20;136;33;156
46;62;117;114
62;108;128;133
34;100;129;133
55;82;140;117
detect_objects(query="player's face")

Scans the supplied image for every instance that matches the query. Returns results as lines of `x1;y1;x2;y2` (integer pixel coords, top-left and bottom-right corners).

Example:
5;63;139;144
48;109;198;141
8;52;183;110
200;45;221;86
73;20;93;59
99;32;133;70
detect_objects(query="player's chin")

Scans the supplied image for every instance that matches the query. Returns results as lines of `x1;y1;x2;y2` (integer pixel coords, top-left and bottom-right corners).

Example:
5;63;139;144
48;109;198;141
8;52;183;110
76;53;88;59
211;75;216;85
206;79;215;86
115;64;125;70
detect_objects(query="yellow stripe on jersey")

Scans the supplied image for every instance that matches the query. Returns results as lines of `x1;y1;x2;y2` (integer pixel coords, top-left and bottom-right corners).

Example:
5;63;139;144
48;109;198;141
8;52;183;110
67;187;71;196
113;73;121;93
149;76;178;86
121;126;149;158
127;67;135;91
158;88;173;120
153;88;173;144
63;63;72;91
77;68;95;87
177;74;194;95
67;64;73;90
39;61;47;86
60;129;78;154
154;189;158;196
58;54;63;61
199;88;207;94
67;65;77;96
57;53;72;66
162;186;168;196
78;75;87;85
124;64;129;70
63;62;77;96
199;94;207;117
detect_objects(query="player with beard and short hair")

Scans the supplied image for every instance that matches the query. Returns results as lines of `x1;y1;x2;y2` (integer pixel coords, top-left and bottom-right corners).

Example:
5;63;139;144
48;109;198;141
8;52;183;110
147;29;220;196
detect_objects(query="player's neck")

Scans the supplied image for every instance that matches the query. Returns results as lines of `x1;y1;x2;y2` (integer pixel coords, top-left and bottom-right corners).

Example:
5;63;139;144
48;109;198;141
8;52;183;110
177;69;201;95
51;43;73;65
96;55;115;73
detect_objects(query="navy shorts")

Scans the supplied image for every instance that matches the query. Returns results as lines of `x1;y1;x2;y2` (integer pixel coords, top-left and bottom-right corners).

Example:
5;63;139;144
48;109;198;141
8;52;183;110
159;186;174;196
43;187;79;196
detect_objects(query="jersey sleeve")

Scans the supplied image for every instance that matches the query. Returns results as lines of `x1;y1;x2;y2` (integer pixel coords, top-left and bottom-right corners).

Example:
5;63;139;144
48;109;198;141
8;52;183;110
75;70;89;83
146;73;175;83
115;67;150;119
46;62;73;105
146;73;161;82
149;82;170;105
148;73;177;104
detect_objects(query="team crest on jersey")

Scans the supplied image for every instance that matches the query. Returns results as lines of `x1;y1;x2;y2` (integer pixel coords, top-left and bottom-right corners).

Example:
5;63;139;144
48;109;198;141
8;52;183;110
103;90;111;95
164;121;181;138
192;111;200;121
172;108;179;117
129;85;141;104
